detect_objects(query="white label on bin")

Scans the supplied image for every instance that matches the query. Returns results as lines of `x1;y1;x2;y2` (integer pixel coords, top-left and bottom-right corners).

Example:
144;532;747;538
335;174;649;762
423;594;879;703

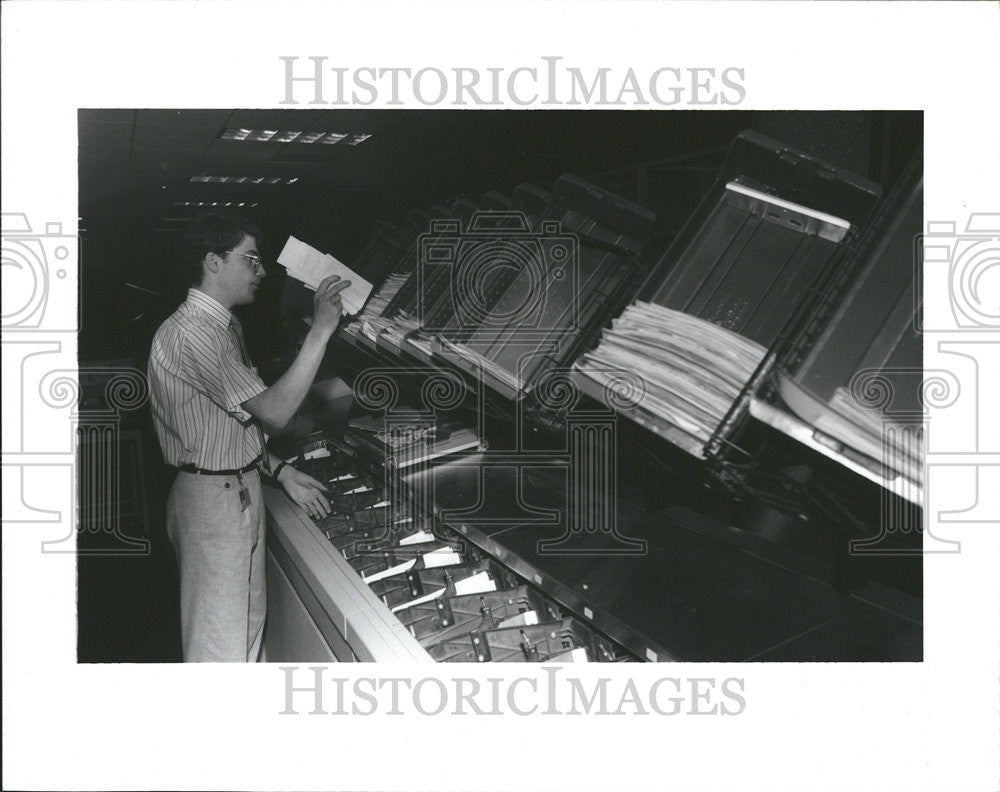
533;572;542;585
584;607;593;620
645;648;658;662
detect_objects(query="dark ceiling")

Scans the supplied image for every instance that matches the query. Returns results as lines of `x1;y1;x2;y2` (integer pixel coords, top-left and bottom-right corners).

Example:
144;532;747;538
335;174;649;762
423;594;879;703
79;108;756;233
77;108;921;362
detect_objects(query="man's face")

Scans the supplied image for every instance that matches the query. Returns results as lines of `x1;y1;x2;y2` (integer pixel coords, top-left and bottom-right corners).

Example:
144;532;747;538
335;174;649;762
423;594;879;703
219;233;265;306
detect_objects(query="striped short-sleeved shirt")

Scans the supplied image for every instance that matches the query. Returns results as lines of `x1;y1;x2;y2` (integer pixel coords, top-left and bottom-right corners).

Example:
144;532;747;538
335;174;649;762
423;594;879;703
148;288;267;470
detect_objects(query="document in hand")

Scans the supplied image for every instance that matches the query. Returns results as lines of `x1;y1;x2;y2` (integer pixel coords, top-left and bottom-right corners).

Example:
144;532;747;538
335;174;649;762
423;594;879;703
276;235;373;315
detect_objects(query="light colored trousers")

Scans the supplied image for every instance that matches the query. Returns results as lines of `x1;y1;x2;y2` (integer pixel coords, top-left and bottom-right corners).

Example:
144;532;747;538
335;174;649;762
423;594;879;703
166;469;266;662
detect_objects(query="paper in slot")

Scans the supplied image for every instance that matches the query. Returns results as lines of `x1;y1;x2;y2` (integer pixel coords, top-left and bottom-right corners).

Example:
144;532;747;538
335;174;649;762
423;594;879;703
420;548;463;568
362;558;416;584
453;570;497;596
389;570;497;614
343;485;374;495
497;610;539;628
398;529;435;546
389;588;445;613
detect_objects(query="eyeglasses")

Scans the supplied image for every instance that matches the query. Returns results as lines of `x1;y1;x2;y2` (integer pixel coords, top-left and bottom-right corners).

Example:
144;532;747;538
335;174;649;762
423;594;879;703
228;250;265;272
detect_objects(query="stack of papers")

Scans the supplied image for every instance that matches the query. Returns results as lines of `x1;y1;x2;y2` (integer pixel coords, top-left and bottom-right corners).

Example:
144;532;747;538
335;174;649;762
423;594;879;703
574;301;767;448
349;272;408;340
277;235;373;315
358;273;408;321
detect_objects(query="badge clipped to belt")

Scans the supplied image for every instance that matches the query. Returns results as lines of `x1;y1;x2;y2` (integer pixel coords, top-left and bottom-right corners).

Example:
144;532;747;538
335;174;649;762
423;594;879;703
237;471;251;512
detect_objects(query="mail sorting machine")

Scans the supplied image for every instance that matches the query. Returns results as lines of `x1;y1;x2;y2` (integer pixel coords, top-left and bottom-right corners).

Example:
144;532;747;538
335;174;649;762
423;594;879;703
262;131;923;663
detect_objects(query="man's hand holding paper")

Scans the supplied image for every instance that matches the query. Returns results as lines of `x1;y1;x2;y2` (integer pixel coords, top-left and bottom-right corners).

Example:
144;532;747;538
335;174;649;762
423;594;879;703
277;235;374;315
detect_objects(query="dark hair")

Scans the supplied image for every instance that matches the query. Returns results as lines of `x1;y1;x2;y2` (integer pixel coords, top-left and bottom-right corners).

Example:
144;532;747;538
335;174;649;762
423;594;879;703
178;211;263;286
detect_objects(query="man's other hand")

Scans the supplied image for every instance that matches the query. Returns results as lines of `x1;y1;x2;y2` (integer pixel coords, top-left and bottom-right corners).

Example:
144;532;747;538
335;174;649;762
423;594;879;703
277;466;331;520
313;275;351;334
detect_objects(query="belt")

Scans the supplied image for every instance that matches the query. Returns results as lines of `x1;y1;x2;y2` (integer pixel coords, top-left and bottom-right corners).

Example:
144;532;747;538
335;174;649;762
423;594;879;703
174;453;263;476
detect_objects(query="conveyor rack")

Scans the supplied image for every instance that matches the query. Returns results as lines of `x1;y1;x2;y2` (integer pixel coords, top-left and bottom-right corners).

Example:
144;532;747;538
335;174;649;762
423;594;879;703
269;435;631;663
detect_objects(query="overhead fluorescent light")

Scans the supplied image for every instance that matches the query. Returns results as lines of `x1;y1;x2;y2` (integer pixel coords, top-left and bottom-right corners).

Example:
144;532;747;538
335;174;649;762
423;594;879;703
220;127;300;142
220;128;252;141
218;127;372;145
173;201;260;208
189;174;297;185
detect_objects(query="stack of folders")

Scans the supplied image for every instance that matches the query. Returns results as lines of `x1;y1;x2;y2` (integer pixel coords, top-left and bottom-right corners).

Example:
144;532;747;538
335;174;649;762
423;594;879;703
574;301;767;449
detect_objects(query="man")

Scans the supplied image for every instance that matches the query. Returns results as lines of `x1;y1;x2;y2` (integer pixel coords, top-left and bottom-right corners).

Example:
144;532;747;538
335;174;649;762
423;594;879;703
148;212;349;662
